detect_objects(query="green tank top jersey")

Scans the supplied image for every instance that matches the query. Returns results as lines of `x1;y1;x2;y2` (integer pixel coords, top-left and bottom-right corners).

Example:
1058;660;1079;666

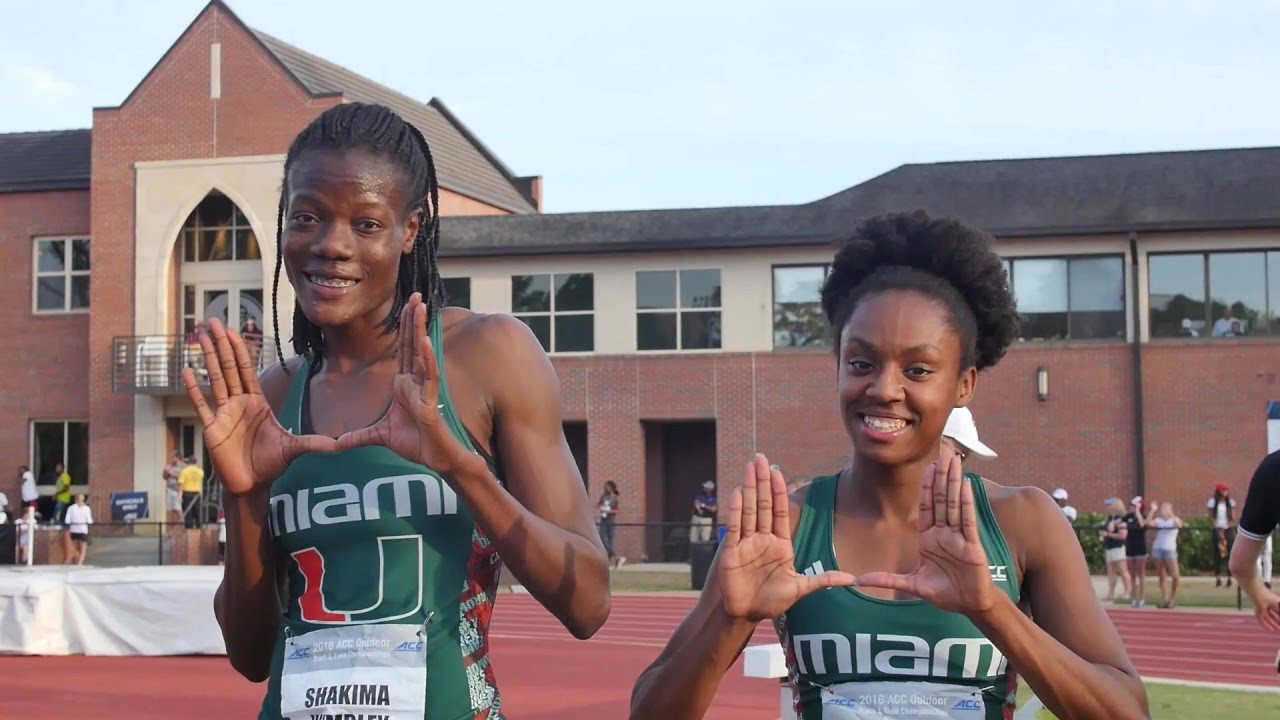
775;472;1021;720
258;314;507;720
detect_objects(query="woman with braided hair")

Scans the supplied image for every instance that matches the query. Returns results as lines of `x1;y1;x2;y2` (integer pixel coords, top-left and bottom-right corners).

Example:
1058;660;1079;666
185;103;610;719
631;211;1148;719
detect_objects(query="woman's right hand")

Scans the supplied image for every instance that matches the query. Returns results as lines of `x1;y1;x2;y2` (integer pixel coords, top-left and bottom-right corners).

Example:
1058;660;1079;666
719;454;855;622
182;318;337;497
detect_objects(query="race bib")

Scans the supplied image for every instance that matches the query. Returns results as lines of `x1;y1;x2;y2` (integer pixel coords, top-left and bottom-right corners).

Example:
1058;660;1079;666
281;623;427;720
820;681;987;719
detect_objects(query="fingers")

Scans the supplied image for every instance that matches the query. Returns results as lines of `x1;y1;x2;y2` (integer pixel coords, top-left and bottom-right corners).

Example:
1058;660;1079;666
960;474;980;545
724;487;744;546
398;293;418;375
414;301;441;403
209;318;244;397
755;454;773;535
918;463;936;531
946;453;963;528
198;328;228;407
797;570;857;599
333;423;384;454
770;462;791;542
740;459;758;539
181;367;215;427
932;455;948;528
229;323;262;395
855;571;915;594
286;430;337;458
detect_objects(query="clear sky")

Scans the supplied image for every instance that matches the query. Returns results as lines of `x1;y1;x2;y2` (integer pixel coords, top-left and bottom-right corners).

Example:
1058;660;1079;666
3;0;1278;213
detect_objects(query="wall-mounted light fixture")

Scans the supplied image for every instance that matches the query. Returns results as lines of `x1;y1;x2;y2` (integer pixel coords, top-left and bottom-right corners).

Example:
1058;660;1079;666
1037;366;1049;402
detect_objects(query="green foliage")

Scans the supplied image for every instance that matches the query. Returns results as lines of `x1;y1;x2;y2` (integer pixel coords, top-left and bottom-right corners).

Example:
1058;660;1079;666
1070;513;1220;574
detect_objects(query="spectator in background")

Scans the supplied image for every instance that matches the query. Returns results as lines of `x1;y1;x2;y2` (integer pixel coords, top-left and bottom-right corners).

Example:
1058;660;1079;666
162;451;185;524
1212;308;1239;337
64;494;92;565
1123;496;1156;608
52;463;72;525
1151;502;1183;609
19;465;37;514
1101;498;1131;602
596;481;621;567
940;406;997;464
179;456;204;529
16;506;35;565
1209;483;1237;587
1053;488;1078;523
690;480;717;543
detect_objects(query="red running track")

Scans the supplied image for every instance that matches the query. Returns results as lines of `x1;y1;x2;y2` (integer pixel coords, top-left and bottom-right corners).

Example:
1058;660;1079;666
0;595;1274;719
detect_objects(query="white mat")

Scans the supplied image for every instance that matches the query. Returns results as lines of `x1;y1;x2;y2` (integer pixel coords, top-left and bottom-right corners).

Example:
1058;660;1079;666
0;565;226;656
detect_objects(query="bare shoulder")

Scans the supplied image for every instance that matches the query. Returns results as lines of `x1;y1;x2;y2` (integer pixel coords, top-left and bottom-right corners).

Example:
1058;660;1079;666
981;478;1072;573
440;307;543;356
440;308;552;389
259;356;306;414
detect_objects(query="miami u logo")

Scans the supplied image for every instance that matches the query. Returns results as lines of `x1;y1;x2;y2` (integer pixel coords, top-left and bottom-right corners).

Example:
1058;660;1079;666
292;535;424;624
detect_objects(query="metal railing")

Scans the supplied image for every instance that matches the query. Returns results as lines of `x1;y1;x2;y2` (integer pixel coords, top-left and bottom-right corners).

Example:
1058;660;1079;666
112;334;278;393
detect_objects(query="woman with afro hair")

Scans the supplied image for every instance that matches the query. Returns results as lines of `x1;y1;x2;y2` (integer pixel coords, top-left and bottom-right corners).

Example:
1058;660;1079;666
631;211;1147;719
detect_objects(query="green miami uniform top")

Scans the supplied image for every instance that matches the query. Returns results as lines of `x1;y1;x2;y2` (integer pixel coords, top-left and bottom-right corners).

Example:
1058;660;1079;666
258;314;506;720
775;472;1021;720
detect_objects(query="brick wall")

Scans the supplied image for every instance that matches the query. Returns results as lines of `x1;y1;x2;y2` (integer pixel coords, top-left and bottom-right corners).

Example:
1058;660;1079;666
0;190;91;502
88;6;343;505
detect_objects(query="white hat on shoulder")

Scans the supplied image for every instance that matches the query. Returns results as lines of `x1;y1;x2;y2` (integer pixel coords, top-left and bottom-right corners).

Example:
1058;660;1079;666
942;407;997;459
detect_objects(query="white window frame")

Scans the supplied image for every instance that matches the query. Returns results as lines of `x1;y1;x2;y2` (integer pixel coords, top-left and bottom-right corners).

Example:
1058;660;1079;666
511;272;595;354
29;419;89;490
635;268;723;353
771;263;832;349
32;236;90;314
441;277;472;310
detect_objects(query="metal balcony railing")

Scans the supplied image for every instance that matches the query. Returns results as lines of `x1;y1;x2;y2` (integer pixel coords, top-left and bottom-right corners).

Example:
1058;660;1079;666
112;334;278;394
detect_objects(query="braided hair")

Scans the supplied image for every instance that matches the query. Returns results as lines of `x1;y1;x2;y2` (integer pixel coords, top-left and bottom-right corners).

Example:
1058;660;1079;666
271;103;444;372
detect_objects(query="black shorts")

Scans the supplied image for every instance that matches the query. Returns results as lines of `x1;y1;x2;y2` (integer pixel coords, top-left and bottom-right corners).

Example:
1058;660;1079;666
70;532;88;542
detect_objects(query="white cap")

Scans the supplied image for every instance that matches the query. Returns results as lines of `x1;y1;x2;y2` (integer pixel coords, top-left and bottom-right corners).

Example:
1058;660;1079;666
942;407;997;459
702;481;715;490
1052;488;1069;500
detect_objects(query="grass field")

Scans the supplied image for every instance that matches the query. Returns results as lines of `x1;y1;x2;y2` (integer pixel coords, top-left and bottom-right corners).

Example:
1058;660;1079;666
1106;579;1254;610
1019;681;1280;718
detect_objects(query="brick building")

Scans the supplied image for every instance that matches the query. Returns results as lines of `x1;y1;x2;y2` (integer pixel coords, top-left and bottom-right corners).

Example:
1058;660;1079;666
3;1;1279;561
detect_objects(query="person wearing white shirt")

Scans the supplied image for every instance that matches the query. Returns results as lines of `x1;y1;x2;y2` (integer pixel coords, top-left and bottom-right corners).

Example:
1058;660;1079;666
63;494;92;565
1052;488;1078;523
19;465;38;512
1208;484;1238;587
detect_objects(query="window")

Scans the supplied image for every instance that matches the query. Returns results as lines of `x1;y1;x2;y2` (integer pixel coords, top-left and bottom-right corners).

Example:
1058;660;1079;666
512;273;594;352
34;237;90;312
773;264;831;348
1003;256;1125;340
636;269;722;351
442;278;471;309
32;421;89;489
1149;251;1276;338
181;192;260;262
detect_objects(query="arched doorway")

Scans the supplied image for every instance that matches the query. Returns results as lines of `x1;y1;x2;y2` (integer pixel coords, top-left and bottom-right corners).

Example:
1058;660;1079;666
173;191;266;525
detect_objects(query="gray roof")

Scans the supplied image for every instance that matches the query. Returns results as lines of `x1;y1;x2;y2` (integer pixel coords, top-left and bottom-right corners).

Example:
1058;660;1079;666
441;203;826;257
444;145;1280;256
808;146;1280;237
0;130;91;193
253;31;537;215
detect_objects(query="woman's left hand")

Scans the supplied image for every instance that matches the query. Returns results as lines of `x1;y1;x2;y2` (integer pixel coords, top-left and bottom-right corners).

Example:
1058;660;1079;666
855;447;999;616
335;293;481;479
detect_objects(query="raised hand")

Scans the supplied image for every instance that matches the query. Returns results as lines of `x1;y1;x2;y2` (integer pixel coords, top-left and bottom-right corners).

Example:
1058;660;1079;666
719;454;855;622
333;293;478;477
855;447;997;614
182;318;337;497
